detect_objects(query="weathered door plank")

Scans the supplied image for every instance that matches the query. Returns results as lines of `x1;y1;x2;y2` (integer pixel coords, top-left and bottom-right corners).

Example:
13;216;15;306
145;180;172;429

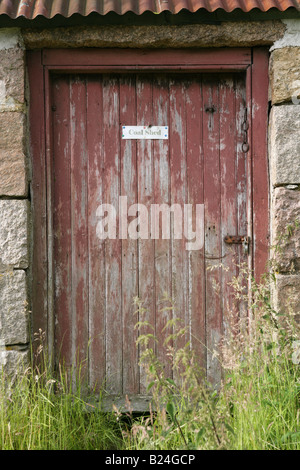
152;75;173;380
102;76;123;394
120;75;139;394
52;76;72;368
202;76;223;385
219;75;239;338
136;76;156;393
185;77;206;371
70;76;89;379
86;77;106;390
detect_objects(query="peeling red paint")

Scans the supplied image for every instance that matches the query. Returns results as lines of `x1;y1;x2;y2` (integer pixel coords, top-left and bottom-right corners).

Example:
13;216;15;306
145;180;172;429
28;49;270;398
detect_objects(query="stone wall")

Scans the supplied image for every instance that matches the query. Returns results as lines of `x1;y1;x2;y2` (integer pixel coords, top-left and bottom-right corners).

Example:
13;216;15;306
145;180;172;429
0;29;29;374
269;19;300;321
0;18;299;375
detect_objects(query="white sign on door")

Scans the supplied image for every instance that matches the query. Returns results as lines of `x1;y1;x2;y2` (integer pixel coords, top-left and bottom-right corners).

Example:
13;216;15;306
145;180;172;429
122;126;168;140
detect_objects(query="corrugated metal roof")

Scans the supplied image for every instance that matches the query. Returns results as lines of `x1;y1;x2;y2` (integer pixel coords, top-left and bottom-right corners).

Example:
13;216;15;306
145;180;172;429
0;0;298;19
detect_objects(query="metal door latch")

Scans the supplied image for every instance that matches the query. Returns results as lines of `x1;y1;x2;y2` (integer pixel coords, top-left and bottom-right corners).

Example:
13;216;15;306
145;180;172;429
205;105;217;113
224;235;250;254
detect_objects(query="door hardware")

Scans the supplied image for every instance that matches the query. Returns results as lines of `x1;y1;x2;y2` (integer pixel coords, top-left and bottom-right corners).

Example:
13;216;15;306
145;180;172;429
205;105;217;113
224;235;250;254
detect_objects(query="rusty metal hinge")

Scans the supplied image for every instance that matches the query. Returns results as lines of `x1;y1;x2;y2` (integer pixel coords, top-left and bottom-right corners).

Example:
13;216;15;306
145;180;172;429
242;107;249;153
224;235;250;254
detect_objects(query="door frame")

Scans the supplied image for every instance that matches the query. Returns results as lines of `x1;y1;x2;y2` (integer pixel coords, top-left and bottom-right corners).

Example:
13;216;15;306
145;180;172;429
27;47;269;362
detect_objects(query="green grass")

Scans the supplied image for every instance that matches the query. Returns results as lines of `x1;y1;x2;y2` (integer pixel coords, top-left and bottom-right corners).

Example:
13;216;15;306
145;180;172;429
0;266;299;450
0;352;123;450
121;274;300;451
221;336;300;450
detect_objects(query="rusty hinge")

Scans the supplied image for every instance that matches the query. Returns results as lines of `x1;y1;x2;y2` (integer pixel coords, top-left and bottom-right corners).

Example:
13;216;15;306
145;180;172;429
224;235;250;254
242;107;249;153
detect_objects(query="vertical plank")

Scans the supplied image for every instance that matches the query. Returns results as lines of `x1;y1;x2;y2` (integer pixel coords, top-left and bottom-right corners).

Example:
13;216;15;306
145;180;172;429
119;75;139;394
251;49;269;283
169;77;188;382
87;76;106;390
27;51;48;348
235;75;248;260
136;76;156;393
185;76;206;371
69;76;89;377
219;75;239;336
52;76;72;368
102;75;122;394
152;75;173;379
44;70;56;363
202;76;222;385
235;74;248;321
245;66;254;317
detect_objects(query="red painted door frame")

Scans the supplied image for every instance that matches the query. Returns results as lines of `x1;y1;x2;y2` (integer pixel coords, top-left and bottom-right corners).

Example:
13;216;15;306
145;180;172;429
27;47;269;362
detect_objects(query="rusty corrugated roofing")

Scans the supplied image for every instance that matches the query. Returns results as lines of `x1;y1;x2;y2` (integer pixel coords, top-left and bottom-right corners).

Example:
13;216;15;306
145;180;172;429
0;0;299;18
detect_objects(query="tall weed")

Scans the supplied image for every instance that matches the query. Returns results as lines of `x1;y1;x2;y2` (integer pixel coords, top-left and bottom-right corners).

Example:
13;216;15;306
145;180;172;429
122;264;299;450
0;332;122;450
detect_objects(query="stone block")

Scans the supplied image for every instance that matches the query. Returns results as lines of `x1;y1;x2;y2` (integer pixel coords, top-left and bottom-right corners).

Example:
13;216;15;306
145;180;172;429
269;47;300;105
0;111;25;151
22;21;286;50
269;105;300;186
271;186;300;272
0;349;30;379
0;200;29;269
0;270;28;345
0;47;25;111
0;149;27;196
0;28;22;51
272;274;300;322
270;19;300;51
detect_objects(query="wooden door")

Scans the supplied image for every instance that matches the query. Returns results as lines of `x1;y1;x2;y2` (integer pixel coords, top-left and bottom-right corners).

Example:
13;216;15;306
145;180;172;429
51;72;249;396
